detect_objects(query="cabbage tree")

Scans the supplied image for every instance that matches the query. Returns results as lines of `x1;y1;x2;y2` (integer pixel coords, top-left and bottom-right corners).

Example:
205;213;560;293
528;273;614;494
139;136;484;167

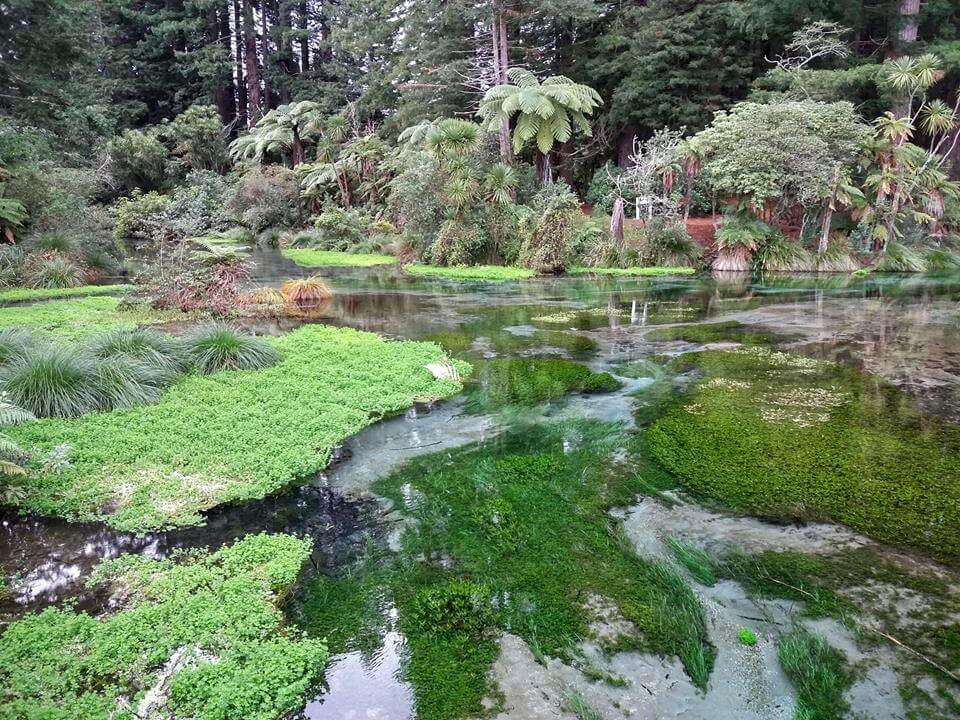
478;68;602;183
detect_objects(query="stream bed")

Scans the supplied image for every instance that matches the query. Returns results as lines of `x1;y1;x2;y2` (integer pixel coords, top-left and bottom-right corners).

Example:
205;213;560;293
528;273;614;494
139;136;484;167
2;254;960;719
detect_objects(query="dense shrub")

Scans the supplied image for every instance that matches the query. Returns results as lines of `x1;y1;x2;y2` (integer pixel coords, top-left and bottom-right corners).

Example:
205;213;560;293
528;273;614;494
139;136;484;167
113;190;172;242
310;207;368;250
104;128;170;192
430;220;484;266
638;219;702;267
163;170;234;238
585;162;637;215
228;166;303;232
519;183;581;273
386;150;445;248
713;213;770;271
166;104;229;173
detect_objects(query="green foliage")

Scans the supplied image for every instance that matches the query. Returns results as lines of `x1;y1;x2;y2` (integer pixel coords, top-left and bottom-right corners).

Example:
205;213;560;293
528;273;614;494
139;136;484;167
0;296;183;341
643;321;772;345
0;533;327;720
282;248;396;267
5;325;467;530
647;348;960;562
105;128;170;192
403;264;535;281
113;190;172;241
694;101;870;208
465;358;620;413
429;220;485;267
666;536;716;586
778;628;853;720
520;184;581;273
166;105;228;173
478;68;602;156
333;421;717;717
738;628;758;646
876;242;927;273
585;162;636;214
185;324;279;375
924;246;960;274
309;207;369;250
23;253;84;289
227;166;304;233
755;232;814;273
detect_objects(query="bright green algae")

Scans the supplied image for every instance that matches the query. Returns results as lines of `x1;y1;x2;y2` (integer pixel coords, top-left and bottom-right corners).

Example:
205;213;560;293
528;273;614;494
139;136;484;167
646;347;960;562
403;264;535;281
296;421;714;720
0;534;327;720
6;325;468;531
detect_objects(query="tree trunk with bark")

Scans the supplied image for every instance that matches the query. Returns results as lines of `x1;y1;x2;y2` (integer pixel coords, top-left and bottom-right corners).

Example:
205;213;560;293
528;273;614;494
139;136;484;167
299;1;310;73
818;162;842;254
210;3;237;129
898;0;920;47
233;0;248;126
277;0;294;102
260;0;273;110
243;0;262;123
491;5;511;164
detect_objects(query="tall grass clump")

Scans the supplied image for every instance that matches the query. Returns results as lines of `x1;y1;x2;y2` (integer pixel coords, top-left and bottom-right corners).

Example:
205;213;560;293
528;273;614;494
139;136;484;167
29;232;75;254
875;242;926;273
280;275;332;303
185;324;279;374
0;346;101;418
87;328;188;382
923;247;960;275
814;238;859;273
666;536;716;586
0;328;36;365
755;232;813;272
25;254;84;289
777;627;852;720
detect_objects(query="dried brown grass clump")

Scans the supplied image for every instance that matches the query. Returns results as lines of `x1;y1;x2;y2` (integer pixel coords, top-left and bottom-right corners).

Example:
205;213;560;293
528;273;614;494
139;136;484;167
280;276;332;303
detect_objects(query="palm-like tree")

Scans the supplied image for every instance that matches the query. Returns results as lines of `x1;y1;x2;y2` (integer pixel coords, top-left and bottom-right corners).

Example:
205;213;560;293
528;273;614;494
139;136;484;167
229;100;323;166
478;68;602;183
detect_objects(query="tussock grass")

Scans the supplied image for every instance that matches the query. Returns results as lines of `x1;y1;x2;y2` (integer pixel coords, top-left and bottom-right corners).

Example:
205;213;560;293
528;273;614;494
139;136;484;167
280;275;332;303
185;324;279;374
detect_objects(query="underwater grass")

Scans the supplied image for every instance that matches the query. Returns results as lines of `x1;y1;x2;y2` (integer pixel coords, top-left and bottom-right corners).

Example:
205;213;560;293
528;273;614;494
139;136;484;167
0;296;186;341
282;248;396;267
6;325;468;531
0;533;328;720
403;264;536;281
646;347;960;562
464;358;620;413
566;266;696;277
643;320;773;345
0;284;133;304
666;536;716;586
297;421;715;720
777;627;853;720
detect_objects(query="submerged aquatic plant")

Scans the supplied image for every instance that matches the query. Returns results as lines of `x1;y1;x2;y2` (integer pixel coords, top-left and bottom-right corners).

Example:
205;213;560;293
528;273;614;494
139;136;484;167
185;324;279;374
666;536;716;586
778;627;852;720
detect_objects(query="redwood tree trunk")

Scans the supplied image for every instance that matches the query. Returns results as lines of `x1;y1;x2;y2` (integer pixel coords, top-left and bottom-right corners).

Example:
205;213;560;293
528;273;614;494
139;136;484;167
260;0;273;110
233;0;248;126
299;1;310;73
277;0;293;102
617;126;637;168
898;0;920;47
243;0;263;123
291;127;304;165
492;6;511;164
210;3;236;129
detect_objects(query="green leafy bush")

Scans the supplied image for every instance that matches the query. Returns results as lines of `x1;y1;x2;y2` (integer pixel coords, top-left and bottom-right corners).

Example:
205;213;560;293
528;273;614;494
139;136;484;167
0;533;326;720
520;183;581;273
875;242;926;273
228;166;304;233
104;127;170;192
185;324;279;374
166;104;228;173
113;190;172;242
430;220;485;266
308;207;368;251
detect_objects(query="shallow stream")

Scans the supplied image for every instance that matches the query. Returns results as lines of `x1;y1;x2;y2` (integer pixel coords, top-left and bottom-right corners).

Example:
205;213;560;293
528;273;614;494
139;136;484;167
3;252;960;719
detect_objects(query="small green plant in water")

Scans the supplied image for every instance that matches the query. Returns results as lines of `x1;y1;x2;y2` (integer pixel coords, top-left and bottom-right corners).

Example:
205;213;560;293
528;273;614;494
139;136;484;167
778;627;852;720
465;358;621;412
666;536;716;586
738;628;758;646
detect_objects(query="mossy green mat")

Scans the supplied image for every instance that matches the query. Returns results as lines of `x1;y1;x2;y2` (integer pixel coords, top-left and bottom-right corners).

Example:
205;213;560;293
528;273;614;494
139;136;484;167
7;325;468;531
